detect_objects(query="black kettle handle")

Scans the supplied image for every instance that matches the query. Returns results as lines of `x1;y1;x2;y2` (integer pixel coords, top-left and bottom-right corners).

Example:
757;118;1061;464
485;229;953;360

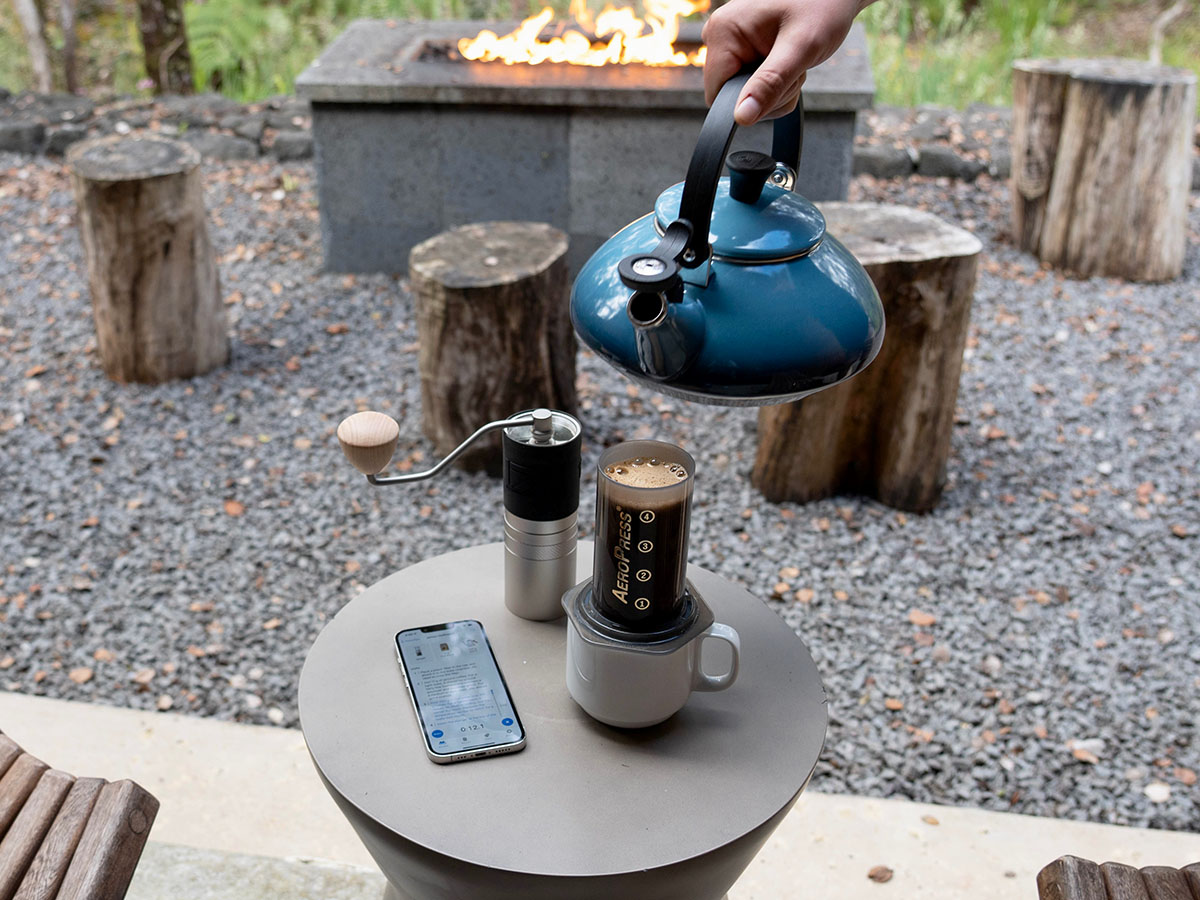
618;70;804;293
676;70;804;268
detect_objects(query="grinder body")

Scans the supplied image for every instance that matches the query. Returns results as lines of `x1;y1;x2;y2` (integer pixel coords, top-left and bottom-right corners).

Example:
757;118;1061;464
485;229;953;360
502;411;582;620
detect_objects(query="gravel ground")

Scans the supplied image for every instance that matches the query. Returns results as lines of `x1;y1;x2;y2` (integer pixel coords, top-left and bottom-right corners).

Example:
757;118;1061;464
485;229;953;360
2;151;1198;832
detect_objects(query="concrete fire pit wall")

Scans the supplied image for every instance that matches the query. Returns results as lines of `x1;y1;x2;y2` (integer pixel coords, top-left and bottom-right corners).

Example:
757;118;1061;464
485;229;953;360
297;20;874;273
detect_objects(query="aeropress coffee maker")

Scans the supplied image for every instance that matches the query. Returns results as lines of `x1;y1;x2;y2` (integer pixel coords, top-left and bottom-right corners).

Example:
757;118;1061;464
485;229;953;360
562;441;741;728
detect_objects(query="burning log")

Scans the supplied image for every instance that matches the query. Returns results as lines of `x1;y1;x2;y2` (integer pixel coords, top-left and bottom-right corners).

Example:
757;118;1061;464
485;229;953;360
409;222;576;474
457;0;709;67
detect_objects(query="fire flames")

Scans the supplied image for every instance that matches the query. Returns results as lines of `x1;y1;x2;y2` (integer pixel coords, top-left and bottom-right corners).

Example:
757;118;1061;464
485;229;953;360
458;0;708;67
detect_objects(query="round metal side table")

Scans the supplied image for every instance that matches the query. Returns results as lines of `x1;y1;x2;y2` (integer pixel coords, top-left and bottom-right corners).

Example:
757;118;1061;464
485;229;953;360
299;542;827;900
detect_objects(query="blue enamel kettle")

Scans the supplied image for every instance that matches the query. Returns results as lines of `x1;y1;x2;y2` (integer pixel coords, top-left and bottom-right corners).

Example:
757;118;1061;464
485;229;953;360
570;71;885;406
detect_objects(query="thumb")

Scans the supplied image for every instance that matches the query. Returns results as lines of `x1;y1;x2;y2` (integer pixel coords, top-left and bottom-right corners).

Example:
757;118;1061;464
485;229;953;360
735;39;812;127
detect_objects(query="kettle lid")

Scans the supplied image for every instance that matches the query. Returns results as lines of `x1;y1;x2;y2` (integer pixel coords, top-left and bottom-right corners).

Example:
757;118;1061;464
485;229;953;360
653;179;825;262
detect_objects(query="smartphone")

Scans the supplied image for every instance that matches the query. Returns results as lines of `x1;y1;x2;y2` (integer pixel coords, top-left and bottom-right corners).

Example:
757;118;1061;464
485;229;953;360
394;620;527;764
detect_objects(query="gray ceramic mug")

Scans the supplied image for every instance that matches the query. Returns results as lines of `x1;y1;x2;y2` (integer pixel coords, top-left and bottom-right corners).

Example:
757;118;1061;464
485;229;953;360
564;611;741;728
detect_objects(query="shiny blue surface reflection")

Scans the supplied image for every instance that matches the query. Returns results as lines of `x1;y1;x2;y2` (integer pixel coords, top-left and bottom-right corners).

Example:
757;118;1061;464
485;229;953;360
570;209;884;404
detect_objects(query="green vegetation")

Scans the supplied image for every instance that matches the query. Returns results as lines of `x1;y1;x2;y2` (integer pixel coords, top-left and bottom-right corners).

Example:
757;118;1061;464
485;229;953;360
863;0;1200;109
184;0;542;100
0;0;537;101
861;0;1070;108
0;2;143;97
1;0;1198;109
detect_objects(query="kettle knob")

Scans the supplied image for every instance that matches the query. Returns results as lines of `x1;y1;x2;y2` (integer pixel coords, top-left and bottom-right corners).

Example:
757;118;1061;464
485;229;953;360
338;411;400;475
726;150;775;204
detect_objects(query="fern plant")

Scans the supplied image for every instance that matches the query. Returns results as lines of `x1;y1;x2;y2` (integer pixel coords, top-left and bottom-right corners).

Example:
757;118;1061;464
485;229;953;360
187;0;284;96
183;0;521;101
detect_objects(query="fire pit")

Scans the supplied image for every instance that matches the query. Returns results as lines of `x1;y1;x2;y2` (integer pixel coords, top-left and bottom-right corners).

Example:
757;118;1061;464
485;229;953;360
296;16;873;273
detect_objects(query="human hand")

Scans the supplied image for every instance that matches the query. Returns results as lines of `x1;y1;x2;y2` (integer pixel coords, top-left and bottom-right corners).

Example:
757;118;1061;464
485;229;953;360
702;0;873;126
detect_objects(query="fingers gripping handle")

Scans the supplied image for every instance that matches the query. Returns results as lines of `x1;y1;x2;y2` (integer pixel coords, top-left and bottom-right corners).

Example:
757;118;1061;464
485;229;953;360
692;623;741;692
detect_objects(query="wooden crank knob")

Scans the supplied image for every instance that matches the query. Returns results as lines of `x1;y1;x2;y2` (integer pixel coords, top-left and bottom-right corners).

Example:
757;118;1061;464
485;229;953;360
337;411;400;476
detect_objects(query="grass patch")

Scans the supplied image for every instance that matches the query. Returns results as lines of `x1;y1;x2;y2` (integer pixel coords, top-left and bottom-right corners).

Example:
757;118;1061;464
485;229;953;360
861;0;1069;108
863;0;1200;111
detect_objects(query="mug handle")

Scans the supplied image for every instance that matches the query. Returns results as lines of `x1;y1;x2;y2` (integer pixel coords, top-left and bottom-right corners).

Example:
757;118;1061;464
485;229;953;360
692;623;741;692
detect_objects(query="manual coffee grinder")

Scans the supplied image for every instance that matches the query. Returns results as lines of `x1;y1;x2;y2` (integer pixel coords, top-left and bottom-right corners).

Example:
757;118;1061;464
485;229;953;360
337;408;581;621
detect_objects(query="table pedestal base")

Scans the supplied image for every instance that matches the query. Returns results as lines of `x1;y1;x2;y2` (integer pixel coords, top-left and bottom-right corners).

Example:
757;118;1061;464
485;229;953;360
328;765;782;900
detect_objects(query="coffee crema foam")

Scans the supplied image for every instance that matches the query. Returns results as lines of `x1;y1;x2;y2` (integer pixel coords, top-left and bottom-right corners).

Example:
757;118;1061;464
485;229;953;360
604;456;689;488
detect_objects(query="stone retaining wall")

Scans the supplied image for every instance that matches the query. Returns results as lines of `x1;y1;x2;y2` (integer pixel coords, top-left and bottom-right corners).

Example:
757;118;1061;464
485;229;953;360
0;90;313;161
3;87;1197;191
854;103;1011;181
855;102;1200;191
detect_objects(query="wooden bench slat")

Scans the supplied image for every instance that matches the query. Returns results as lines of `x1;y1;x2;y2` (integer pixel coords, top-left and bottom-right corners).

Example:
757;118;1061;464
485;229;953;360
0;738;21;781
0;770;75;900
1038;855;1107;900
0;756;50;840
1180;864;1200;900
12;778;104;900
1102;863;1154;900
54;780;158;900
1140;867;1196;900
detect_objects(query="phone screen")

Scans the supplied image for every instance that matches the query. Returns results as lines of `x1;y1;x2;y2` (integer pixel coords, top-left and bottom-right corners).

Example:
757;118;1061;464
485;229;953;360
395;620;525;758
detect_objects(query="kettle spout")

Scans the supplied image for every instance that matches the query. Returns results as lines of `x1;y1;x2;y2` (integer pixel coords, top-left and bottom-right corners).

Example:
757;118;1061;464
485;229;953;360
627;291;706;381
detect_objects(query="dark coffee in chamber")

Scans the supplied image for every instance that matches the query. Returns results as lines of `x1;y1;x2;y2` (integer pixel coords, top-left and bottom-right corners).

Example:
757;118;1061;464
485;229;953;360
603;457;689;488
593;443;694;631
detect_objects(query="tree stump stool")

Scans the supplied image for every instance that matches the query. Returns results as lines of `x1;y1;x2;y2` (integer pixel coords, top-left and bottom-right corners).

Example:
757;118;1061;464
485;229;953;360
1012;58;1196;282
409;221;575;474
752;203;981;512
67;135;227;383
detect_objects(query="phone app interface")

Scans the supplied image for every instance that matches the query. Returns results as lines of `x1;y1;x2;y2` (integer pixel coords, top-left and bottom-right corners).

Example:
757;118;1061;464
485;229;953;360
397;622;522;754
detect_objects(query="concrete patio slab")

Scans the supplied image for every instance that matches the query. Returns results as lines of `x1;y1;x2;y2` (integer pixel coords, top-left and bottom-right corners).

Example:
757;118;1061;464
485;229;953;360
1;691;1196;898
128;844;386;900
0;691;372;866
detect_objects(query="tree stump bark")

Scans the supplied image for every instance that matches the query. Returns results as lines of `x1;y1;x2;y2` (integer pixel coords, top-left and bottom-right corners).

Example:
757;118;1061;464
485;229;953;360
752;204;981;512
1012;58;1196;282
136;0;194;94
68;135;227;384
409;221;575;474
